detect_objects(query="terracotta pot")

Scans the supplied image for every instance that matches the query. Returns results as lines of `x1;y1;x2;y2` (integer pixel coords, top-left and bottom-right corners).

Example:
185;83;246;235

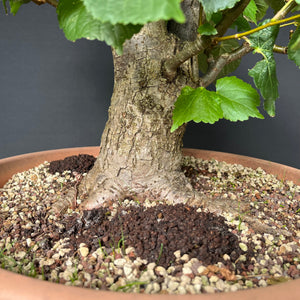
0;147;299;300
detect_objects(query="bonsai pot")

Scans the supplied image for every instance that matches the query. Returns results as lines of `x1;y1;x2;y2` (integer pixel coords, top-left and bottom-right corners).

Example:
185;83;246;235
0;147;299;300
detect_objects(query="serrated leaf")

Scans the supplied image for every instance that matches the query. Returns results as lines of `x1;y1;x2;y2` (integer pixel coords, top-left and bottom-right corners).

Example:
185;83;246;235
198;23;217;36
216;76;263;121
248;19;279;53
211;40;242;78
57;0;142;54
288;26;300;67
171;86;223;132
244;0;257;24
82;0;185;25
199;0;241;20
248;20;279;116
249;58;278;116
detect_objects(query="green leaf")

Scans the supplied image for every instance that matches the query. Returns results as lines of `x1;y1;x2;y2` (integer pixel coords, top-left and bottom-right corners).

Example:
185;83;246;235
248;20;280;116
288;26;300;67
216;76;263;121
57;0;142;54
248;19;280;53
244;0;257;24
82;0;185;25
171;86;223;132
198;23;217;36
254;0;268;21
211;40;242;78
199;0;241;20
249;58;278;116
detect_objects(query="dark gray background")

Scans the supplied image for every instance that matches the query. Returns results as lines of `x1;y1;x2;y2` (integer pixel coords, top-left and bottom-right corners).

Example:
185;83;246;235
0;3;299;168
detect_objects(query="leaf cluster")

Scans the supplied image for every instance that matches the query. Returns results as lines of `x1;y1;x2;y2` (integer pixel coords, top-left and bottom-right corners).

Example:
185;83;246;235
2;0;300;130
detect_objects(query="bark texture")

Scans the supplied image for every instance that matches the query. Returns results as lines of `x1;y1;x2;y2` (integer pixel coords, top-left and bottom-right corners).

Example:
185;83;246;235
80;18;202;209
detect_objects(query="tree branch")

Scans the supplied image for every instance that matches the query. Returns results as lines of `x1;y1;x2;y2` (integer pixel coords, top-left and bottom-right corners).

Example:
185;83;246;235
162;0;251;81
31;0;58;8
216;0;251;37
162;35;211;81
199;1;298;87
199;42;253;88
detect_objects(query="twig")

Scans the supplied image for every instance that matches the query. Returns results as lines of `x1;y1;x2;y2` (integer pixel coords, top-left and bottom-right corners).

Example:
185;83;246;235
162;0;251;80
217;14;300;42
273;45;288;54
199;43;252;87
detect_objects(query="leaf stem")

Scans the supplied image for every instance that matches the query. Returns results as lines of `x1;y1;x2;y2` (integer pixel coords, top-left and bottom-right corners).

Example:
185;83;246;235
217;14;300;42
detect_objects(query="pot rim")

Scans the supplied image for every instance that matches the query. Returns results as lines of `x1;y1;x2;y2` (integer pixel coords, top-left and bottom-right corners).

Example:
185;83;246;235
0;146;299;300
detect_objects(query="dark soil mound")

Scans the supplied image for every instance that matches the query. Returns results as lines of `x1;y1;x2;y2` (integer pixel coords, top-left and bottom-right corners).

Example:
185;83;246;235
65;205;252;269
48;154;253;269
49;154;96;174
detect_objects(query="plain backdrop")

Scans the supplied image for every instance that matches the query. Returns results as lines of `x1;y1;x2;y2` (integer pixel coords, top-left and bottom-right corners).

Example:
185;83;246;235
0;3;299;168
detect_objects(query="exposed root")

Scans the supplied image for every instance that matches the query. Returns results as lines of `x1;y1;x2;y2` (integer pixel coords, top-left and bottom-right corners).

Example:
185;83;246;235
189;196;292;237
79;171;208;210
54;171;291;238
50;186;78;215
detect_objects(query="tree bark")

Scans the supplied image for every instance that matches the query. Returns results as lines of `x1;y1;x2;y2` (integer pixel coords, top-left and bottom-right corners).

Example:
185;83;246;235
80;20;201;209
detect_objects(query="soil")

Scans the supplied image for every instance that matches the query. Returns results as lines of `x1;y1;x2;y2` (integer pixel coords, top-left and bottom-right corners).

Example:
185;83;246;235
0;154;300;294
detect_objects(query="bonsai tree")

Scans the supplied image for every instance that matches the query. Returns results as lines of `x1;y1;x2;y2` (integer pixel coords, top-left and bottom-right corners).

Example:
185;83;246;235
2;0;300;212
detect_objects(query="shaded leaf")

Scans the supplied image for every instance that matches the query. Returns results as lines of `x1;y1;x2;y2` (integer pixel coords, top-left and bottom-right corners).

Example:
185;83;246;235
248;20;279;116
216;76;263;121
198;52;209;74
211;40;242;78
82;0;185;25
249;58;278;116
199;0;241;20
254;0;268;21
171;86;223;132
57;0;142;54
288;26;300;67
232;15;251;32
198;23;217;36
265;0;285;12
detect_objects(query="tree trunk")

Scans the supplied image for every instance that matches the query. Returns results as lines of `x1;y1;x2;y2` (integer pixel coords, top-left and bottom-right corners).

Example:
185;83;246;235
80;20;200;209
